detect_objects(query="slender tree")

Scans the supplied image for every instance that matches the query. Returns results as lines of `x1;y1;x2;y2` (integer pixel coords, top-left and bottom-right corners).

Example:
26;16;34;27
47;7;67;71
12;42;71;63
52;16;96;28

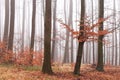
96;0;104;71
63;0;70;63
69;0;74;63
3;0;9;44
91;0;95;65
42;0;53;74
0;2;1;41
113;0;118;66
73;0;85;75
30;0;36;51
29;0;36;65
40;0;44;50
8;0;15;51
51;0;57;62
21;0;25;51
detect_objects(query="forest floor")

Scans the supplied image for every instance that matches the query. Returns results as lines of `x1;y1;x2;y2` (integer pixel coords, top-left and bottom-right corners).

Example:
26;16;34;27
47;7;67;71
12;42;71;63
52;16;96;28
0;64;120;80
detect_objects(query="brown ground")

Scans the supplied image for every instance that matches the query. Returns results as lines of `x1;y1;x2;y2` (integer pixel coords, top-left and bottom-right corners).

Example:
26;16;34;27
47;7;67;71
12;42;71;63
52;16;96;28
0;64;120;80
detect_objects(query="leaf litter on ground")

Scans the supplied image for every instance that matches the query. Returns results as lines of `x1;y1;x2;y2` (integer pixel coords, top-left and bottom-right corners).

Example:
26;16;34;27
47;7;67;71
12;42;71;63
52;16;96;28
0;64;120;80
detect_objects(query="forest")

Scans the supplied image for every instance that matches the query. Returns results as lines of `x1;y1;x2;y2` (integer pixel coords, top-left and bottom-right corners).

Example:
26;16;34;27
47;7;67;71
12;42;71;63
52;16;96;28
0;0;120;80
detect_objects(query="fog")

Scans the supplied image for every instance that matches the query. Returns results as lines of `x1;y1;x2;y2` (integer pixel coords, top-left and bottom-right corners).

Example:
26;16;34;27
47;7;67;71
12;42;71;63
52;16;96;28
0;0;120;65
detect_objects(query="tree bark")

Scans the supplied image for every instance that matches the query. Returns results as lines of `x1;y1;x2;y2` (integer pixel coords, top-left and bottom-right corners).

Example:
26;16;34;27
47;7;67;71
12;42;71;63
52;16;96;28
96;0;104;71
21;0;25;52
3;0;9;45
42;0;53;74
8;0;15;51
51;0;57;62
29;0;36;65
63;0;70;63
73;0;85;75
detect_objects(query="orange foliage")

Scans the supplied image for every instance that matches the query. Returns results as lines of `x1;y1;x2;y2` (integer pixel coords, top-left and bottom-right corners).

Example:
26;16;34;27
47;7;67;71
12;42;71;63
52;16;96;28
57;16;111;42
98;30;109;35
0;42;44;66
0;42;14;63
15;48;43;66
32;51;44;66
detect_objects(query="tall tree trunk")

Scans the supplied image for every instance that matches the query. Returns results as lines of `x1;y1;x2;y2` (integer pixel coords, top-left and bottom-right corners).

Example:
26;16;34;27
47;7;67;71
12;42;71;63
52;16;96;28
69;0;74;63
86;43;88;63
42;0;45;17
63;0;70;63
3;0;9;45
73;0;85;75
21;0;25;52
119;29;120;65
29;0;36;65
0;3;2;42
113;0;117;66
96;0;104;71
111;2;115;66
89;43;91;64
51;0;57;62
103;43;105;64
40;0;45;50
8;0;15;51
42;0;53;74
91;0;95;65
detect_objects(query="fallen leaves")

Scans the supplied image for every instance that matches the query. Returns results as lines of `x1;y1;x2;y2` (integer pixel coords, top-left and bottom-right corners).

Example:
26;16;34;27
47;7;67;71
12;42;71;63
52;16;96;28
0;64;120;80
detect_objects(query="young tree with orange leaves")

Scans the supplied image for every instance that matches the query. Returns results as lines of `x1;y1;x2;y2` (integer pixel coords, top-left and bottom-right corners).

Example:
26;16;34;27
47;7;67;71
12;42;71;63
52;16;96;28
57;0;111;75
73;0;86;75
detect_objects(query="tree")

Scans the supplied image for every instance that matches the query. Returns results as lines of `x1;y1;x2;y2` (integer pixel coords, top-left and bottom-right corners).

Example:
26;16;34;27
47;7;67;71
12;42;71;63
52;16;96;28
91;0;95;65
40;0;45;50
3;0;9;45
63;0;70;63
29;0;36;64
51;0;57;62
63;0;73;63
0;2;1;41
21;0;25;52
8;0;15;51
96;0;104;71
113;0;118;66
69;0;74;63
42;0;53;74
73;0;85;75
30;0;36;51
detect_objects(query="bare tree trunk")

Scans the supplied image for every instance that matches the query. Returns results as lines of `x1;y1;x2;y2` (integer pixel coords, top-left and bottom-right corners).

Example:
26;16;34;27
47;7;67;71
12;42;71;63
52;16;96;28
40;0;45;50
119;29;120;65
0;2;1;41
42;0;45;17
103;43;105;64
30;0;36;50
42;0;53;75
96;0;104;71
89;43;91;64
51;0;57;62
69;0;74;63
63;0;70;63
8;0;15;51
113;0;118;66
3;0;9;45
21;0;25;52
91;0;95;65
29;0;36;65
